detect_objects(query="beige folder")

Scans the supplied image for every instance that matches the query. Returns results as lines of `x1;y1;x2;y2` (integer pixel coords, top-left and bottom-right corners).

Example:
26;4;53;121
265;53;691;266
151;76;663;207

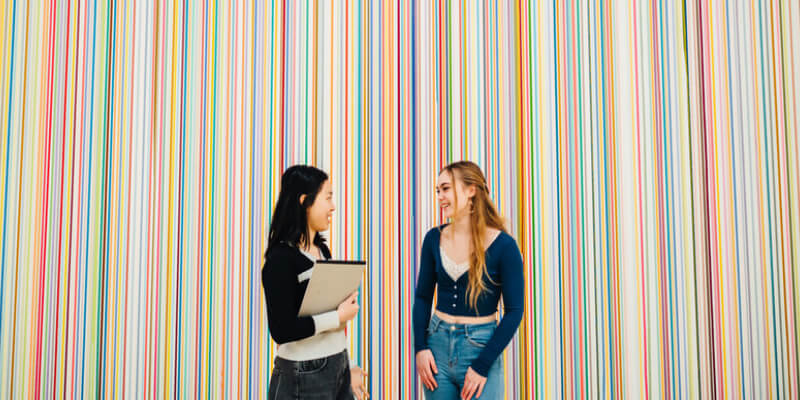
298;260;366;317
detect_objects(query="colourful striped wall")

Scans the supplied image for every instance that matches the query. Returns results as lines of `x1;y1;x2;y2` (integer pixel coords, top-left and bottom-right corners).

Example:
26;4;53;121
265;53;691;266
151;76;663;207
1;0;798;399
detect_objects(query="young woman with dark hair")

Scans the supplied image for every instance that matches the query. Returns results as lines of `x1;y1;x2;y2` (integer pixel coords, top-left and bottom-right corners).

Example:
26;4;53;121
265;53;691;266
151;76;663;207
263;165;368;400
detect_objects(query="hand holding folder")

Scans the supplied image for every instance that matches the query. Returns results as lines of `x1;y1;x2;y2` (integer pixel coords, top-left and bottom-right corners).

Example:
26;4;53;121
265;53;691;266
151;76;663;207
298;260;366;317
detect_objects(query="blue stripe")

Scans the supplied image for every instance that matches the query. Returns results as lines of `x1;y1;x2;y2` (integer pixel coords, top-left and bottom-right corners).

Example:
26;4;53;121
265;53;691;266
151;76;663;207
97;1;119;395
247;2;258;396
367;2;376;395
552;1;566;397
409;1;418;395
754;0;781;397
655;0;678;395
79;0;100;397
196;0;210;392
264;0;275;389
205;0;220;396
133;2;152;396
175;0;189;395
109;2;130;392
597;0;615;396
223;0;236;395
722;0;747;397
564;5;580;397
0;0;18;362
376;2;382;395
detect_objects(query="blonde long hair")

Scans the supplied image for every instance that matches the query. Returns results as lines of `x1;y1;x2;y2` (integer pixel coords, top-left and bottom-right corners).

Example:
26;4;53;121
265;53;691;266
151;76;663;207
441;161;505;310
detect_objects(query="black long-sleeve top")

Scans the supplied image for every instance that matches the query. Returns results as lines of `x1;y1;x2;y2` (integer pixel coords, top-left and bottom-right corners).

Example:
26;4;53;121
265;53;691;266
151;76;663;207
262;242;332;344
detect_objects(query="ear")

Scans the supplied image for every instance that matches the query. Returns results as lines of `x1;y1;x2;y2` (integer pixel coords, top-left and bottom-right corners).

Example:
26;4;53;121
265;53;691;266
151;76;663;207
299;194;307;205
466;185;477;200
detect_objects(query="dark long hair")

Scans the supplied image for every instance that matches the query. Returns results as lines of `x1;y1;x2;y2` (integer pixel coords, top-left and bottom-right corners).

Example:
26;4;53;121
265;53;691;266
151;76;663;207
266;165;329;258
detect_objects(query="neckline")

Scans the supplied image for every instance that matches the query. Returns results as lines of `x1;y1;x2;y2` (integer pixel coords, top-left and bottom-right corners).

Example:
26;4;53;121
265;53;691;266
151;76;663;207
437;224;504;258
298;245;324;262
435;225;504;283
439;246;469;268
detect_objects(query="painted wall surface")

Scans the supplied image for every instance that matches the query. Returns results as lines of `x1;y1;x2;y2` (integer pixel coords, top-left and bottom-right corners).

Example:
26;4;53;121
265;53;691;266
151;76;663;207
0;1;798;398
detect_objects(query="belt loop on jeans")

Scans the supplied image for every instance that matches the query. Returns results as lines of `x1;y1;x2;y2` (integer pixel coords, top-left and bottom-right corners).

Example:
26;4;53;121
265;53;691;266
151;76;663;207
431;314;442;332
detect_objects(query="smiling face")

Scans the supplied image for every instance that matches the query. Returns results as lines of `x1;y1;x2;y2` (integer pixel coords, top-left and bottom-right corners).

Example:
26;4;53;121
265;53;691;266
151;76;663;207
306;179;335;232
436;170;476;219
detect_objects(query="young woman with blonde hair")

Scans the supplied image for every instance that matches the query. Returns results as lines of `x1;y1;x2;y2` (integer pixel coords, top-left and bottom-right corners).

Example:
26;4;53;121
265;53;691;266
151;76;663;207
413;161;524;400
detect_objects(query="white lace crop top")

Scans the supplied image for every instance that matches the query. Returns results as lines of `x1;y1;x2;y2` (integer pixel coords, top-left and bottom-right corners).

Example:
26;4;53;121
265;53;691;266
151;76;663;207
439;246;469;281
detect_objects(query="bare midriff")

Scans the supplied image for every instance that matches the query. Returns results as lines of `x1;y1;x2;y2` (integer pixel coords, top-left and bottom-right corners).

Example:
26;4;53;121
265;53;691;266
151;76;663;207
434;309;497;325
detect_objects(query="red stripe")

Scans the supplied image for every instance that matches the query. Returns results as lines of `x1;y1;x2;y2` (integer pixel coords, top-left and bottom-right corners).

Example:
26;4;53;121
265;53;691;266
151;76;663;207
280;0;286;139
51;0;74;394
344;0;349;258
437;0;444;140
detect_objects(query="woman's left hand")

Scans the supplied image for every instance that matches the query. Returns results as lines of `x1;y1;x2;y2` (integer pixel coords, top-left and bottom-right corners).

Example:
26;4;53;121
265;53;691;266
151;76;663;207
460;367;486;400
350;365;369;399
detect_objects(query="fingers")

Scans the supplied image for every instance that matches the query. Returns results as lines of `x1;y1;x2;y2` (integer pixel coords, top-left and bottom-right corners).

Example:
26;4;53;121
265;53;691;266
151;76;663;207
418;370;430;391
475;381;485;399
416;367;428;390
358;371;370;399
349;291;359;302
418;365;436;391
461;381;477;400
354;384;368;400
352;369;369;400
416;351;438;391
423;369;436;391
427;360;438;389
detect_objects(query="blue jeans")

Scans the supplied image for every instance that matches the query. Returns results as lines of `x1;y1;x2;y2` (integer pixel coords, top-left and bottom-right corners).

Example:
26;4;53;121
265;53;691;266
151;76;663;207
422;314;503;400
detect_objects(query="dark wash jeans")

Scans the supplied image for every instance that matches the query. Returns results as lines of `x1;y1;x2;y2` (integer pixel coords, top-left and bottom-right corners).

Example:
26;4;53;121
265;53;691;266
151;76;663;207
268;350;354;400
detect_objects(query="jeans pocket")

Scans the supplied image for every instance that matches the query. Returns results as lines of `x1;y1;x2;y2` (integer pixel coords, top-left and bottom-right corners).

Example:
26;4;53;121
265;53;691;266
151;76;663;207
427;326;446;348
297;357;328;375
267;368;283;399
427;321;438;335
465;326;494;348
297;356;344;398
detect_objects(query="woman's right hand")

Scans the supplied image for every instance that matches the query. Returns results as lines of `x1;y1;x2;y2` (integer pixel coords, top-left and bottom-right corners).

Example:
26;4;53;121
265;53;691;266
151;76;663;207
415;349;438;391
337;291;360;324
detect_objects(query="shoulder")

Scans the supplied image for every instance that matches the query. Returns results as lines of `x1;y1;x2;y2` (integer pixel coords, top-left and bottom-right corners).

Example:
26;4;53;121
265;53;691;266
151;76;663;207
267;242;296;257
485;227;502;243
422;225;447;246
264;242;303;269
494;231;521;253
